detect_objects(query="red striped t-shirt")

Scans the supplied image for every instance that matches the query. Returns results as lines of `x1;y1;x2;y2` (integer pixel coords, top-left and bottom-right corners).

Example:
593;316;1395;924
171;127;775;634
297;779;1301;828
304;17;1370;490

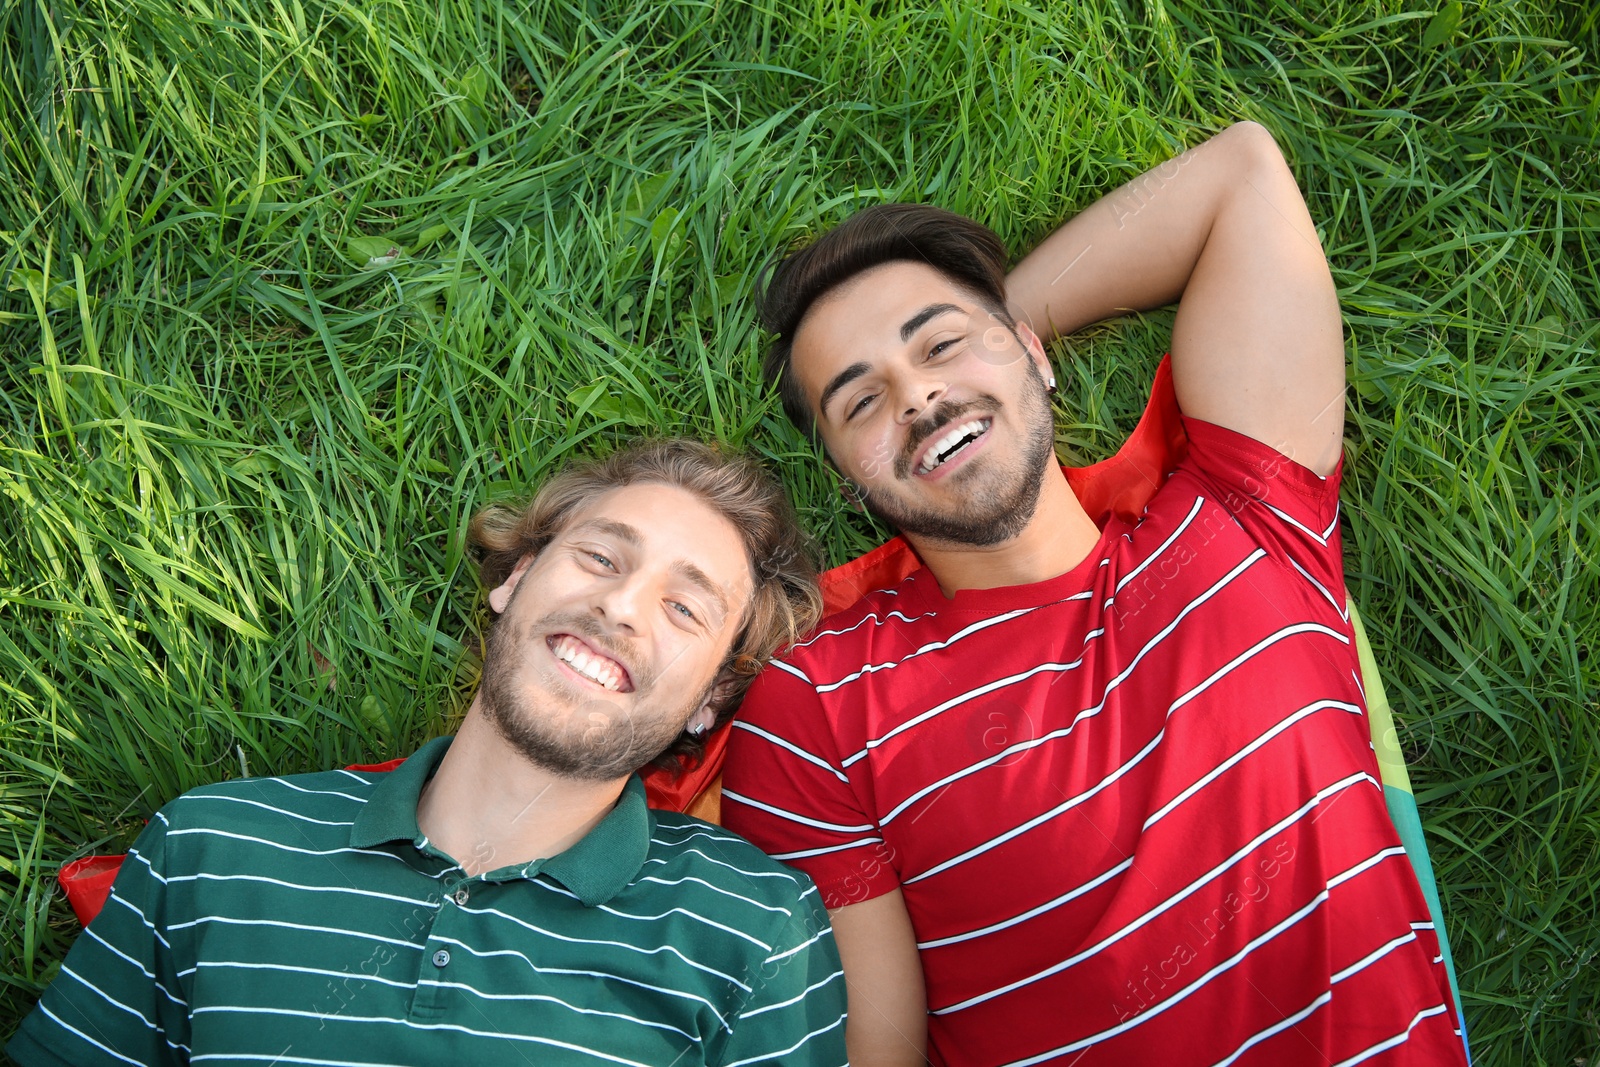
723;417;1466;1066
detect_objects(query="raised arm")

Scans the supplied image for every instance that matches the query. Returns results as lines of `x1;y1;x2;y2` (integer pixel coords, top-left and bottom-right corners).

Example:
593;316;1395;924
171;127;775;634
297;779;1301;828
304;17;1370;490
1006;121;1346;475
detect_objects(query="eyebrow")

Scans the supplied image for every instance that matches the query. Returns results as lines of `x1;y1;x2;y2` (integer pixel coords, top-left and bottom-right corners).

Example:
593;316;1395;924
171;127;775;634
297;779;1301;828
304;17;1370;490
573;518;731;619
571;518;642;545
670;560;731;620
818;361;871;420
899;302;966;342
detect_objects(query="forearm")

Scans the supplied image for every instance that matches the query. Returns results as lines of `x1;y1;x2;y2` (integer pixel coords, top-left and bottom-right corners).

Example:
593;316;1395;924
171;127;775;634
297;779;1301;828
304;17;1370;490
1005;122;1283;342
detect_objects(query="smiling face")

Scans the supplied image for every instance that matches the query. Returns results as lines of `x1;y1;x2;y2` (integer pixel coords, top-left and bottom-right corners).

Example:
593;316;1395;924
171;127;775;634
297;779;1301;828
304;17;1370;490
477;482;753;781
791;260;1059;547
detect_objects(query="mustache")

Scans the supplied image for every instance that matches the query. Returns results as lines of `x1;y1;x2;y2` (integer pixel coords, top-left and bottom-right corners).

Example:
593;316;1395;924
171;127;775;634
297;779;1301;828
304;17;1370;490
894;395;1002;479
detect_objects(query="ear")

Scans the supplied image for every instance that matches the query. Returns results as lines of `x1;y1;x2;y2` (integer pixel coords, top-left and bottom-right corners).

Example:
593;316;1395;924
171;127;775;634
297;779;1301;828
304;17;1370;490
1015;320;1053;384
487;553;536;615
686;669;741;736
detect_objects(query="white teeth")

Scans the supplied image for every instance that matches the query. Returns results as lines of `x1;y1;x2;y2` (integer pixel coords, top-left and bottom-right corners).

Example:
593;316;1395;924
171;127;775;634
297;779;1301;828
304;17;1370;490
553;636;622;691
918;419;990;474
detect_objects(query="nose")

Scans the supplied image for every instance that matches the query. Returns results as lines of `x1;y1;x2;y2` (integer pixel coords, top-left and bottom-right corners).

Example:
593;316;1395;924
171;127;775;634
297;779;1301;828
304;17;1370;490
894;368;947;424
592;573;647;634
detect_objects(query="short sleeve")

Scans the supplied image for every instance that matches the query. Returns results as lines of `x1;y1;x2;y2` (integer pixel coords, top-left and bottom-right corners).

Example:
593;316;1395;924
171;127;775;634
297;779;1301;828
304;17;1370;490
9;812;191;1066
723;664;895;908
715;884;848;1066
1179;415;1347;603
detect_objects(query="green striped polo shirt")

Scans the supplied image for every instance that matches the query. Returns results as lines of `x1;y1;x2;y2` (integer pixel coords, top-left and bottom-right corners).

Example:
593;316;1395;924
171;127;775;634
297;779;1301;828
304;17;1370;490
10;737;847;1066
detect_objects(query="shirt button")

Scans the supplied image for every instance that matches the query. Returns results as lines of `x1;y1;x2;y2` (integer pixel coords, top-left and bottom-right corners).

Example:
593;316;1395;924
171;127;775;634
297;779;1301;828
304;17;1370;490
431;949;450;968
452;887;470;906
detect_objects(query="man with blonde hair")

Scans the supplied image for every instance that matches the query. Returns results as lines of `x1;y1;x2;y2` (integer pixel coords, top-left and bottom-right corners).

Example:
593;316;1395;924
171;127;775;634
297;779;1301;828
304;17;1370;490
12;439;847;1067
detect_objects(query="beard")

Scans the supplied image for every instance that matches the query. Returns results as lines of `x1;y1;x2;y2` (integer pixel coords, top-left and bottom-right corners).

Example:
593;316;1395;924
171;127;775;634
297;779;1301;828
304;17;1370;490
859;358;1057;547
478;604;711;782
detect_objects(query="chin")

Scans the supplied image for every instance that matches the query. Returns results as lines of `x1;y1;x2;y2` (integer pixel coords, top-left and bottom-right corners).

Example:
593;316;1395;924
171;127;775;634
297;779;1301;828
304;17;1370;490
867;466;1045;547
480;672;687;783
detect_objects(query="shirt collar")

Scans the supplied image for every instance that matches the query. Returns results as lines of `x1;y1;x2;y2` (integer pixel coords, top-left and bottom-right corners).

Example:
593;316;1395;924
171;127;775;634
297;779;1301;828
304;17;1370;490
349;735;652;906
541;775;652;906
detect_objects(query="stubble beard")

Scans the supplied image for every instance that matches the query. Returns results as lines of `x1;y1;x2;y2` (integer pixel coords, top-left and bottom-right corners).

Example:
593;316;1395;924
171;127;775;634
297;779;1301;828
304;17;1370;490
860;359;1057;548
478;601;711;782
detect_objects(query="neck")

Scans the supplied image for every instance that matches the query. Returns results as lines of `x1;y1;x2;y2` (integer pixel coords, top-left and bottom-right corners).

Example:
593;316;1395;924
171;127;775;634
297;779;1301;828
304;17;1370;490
909;464;1101;597
416;698;627;876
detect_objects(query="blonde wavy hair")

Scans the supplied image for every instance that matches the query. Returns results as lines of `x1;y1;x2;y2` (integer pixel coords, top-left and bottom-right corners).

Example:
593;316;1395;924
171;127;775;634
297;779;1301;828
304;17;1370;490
467;439;822;772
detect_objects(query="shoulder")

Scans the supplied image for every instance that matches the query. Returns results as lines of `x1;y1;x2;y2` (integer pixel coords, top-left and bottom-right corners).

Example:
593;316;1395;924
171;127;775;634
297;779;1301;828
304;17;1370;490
1175;417;1342;512
648;813;823;913
161;768;380;836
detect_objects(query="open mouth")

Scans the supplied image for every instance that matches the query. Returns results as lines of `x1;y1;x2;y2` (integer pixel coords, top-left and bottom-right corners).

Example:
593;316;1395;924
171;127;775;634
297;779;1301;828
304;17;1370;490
547;634;634;693
915;418;992;476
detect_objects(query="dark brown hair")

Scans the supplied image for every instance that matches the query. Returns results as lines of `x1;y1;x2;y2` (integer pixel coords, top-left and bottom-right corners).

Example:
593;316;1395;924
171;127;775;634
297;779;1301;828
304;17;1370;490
467;439;822;772
760;203;1014;436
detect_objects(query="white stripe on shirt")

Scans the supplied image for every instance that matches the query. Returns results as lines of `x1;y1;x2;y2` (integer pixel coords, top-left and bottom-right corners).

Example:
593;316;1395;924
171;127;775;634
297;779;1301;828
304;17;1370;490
796;610;933;648
1263;501;1328;546
845;547;1269;769
917;857;1134;949
932;772;1380;1012
815;608;1042;693
732;721;850;783
1330;1004;1451;1066
720;788;876;833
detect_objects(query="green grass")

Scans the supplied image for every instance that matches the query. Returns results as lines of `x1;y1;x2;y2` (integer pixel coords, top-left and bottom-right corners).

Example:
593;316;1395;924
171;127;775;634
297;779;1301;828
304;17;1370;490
1;0;1596;1059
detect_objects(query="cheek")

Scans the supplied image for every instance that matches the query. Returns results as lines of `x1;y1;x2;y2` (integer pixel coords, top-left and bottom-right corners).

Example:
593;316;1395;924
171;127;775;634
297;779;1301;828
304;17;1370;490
656;636;715;691
844;425;899;484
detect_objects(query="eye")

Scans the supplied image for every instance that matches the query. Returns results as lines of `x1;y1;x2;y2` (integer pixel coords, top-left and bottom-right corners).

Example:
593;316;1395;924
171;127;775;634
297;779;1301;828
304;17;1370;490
845;393;876;421
927;338;957;360
588;551;616;571
669;601;696;621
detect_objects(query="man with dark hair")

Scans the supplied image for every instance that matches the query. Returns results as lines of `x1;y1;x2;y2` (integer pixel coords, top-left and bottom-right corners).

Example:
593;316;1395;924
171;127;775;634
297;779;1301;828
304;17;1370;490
723;123;1469;1066
11;439;847;1067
